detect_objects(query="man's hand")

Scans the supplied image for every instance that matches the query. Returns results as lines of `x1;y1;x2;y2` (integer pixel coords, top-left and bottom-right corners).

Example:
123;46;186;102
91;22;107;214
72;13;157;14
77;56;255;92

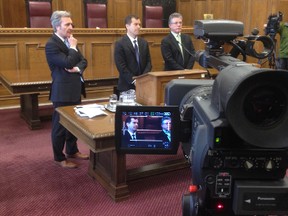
67;34;77;49
65;67;80;73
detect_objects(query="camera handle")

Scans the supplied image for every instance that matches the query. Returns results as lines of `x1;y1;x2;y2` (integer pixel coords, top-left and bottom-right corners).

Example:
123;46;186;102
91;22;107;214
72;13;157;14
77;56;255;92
261;36;278;69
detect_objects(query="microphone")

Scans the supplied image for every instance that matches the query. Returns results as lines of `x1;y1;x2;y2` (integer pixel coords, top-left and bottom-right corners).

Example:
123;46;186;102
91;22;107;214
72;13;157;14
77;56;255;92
178;41;212;79
177;41;195;57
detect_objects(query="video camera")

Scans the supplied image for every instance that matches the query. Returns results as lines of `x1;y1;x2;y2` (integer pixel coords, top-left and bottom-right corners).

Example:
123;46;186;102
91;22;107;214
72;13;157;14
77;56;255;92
265;11;283;38
194;20;274;66
165;20;288;216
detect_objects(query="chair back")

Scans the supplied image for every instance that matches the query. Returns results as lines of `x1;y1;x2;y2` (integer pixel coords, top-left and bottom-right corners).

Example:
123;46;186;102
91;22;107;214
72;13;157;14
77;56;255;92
85;3;107;28
27;1;52;28
143;5;163;28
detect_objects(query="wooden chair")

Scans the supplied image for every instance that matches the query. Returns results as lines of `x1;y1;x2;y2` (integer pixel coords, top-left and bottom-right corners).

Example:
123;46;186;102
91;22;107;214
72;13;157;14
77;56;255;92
25;0;52;28
84;2;108;28
143;5;163;28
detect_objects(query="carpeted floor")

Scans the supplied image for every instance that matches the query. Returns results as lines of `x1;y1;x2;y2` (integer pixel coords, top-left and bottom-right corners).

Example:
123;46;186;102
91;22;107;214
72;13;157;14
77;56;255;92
0;108;192;216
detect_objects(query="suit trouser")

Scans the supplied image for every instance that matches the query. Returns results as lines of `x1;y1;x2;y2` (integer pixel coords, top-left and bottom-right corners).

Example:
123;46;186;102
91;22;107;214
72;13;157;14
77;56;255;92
52;101;80;162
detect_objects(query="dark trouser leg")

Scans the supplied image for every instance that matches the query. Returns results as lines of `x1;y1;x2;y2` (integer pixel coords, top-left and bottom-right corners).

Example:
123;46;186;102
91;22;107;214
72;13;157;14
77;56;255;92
65;129;79;155
52;101;80;162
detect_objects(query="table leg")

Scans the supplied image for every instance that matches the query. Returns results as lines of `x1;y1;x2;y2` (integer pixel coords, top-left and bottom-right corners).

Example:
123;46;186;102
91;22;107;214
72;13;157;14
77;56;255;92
88;150;130;202
20;94;42;130
87;149;189;202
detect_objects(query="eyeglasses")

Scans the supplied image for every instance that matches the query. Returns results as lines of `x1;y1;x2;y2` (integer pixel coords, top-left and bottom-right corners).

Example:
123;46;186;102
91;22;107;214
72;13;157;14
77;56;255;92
170;21;183;25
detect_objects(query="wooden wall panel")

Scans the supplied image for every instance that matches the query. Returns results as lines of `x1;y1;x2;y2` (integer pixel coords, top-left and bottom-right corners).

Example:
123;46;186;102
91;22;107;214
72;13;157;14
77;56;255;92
25;43;49;71
60;0;84;28
178;0;192;26
145;35;165;71
226;0;246;23
190;0;207;25
135;0;143;21
0;44;19;71
0;0;26;28
110;0;133;28
90;42;117;78
210;0;226;19
244;0;269;35
279;0;288;16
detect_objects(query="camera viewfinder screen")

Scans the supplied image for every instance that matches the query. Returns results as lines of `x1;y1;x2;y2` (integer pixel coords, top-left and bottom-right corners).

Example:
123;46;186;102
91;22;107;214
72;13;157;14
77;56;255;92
115;105;180;154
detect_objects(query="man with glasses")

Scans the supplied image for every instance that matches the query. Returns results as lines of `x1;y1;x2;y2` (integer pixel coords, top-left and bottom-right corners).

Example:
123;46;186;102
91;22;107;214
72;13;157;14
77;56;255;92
156;117;171;143
161;12;195;71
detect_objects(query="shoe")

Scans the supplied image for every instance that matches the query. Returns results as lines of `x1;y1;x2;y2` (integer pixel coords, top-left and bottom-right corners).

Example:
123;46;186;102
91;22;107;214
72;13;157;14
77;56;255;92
67;152;89;160
55;160;78;169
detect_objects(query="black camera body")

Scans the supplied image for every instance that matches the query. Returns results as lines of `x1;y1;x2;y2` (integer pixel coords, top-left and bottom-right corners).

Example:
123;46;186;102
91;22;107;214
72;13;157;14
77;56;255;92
165;20;288;216
265;11;283;37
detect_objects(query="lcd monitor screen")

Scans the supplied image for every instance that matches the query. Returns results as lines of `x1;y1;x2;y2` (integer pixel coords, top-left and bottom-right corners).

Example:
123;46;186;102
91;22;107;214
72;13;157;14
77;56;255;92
115;105;180;154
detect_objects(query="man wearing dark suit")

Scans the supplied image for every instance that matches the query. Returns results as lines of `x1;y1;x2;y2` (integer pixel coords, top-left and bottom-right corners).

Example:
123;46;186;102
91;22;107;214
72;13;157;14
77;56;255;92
114;14;152;93
161;12;195;71
122;116;142;147
156;116;171;143
45;11;88;169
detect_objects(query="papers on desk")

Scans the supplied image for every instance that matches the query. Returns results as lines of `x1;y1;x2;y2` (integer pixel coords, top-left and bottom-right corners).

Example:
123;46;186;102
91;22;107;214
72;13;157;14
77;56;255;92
74;104;108;118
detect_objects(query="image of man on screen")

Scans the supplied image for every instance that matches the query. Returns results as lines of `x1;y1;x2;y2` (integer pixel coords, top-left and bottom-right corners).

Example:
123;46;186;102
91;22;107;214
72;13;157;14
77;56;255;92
122;116;142;146
156;117;171;143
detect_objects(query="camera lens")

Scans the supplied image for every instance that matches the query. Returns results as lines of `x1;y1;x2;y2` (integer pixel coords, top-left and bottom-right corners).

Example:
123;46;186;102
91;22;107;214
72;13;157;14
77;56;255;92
243;86;287;127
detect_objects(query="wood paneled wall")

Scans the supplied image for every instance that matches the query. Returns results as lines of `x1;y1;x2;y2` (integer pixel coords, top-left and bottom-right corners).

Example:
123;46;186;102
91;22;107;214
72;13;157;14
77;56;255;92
0;28;195;76
0;27;194;108
179;0;288;35
1;0;288;32
1;0;288;109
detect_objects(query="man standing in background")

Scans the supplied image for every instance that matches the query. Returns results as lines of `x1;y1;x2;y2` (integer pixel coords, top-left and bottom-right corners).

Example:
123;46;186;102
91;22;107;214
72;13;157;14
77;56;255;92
161;12;195;71
114;14;152;93
156;116;171;142
277;20;288;69
122;116;142;146
45;11;88;169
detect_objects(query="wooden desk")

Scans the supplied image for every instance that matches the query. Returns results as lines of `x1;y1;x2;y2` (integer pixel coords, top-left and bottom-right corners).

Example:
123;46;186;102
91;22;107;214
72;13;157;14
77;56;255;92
0;70;117;129
56;105;189;202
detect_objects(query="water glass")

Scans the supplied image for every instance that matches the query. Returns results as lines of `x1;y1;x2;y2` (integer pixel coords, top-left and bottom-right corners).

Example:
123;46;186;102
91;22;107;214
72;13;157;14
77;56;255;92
109;94;118;110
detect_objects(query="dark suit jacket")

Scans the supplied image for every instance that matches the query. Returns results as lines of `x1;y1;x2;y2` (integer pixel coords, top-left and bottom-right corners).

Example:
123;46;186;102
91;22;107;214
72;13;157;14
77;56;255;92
45;33;87;102
114;34;152;92
156;130;171;143
122;130;143;147
161;33;195;71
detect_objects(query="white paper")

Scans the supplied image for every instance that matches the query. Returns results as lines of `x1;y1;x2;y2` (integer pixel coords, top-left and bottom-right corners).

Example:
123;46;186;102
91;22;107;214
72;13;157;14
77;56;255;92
74;104;107;118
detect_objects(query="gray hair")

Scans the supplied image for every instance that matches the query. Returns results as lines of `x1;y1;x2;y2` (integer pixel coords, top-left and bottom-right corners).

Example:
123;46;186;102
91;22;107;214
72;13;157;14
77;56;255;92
168;12;183;24
50;11;71;32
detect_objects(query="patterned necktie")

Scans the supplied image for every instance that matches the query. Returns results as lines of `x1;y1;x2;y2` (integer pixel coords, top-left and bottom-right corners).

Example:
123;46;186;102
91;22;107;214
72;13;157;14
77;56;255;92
164;131;171;142
133;40;140;64
176;34;184;59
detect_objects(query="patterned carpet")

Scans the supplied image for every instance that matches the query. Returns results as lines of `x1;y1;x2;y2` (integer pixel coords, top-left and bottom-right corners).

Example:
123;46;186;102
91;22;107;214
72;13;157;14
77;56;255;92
0;108;191;216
